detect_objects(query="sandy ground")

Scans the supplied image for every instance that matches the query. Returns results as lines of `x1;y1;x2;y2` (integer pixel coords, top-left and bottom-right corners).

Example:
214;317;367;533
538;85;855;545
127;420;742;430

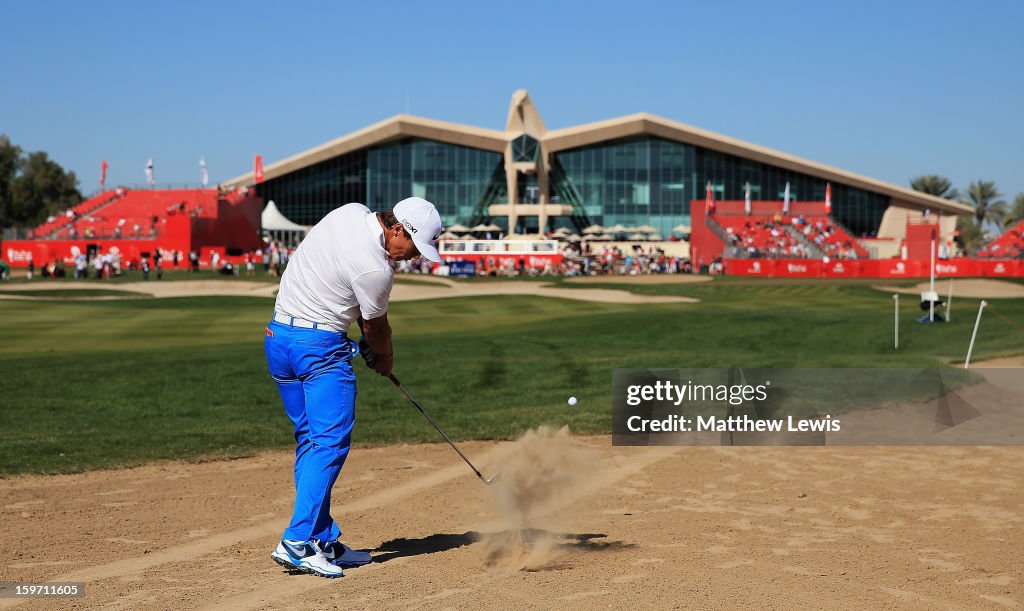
875;279;1024;299
0;278;696;305
970;356;1024;368
562;275;712;285
3;373;1023;610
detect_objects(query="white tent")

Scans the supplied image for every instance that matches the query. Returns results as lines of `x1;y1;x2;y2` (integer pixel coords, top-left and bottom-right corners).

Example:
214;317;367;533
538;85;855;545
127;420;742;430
262;200;308;247
448;223;471;233
262;200;307;232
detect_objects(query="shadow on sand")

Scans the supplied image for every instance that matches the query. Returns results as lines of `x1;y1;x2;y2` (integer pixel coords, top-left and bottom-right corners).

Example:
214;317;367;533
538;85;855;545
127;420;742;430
370;530;631;564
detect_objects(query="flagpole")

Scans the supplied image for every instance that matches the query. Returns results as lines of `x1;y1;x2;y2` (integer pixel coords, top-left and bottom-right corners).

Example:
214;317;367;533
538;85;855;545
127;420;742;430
929;228;936;322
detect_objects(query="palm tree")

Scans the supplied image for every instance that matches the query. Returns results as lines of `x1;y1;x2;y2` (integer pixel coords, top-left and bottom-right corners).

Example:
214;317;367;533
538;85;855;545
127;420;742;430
1005;193;1024;228
909;175;957;199
961;181;1006;226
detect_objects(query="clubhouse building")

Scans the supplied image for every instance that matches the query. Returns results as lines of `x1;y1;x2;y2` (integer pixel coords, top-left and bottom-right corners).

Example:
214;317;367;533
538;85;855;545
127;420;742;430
225;91;970;251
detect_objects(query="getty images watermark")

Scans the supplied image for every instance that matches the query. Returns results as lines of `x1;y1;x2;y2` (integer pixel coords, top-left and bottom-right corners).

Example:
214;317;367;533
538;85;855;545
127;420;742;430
612;368;1024;446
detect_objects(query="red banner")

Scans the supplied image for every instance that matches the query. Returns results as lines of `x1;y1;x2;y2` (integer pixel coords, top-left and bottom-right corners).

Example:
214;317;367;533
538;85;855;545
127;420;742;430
724;259;773;276
822;259;858;277
254;155;264;183
979;259;1020;277
933;259;979;278
774;260;823;278
100;160;108;187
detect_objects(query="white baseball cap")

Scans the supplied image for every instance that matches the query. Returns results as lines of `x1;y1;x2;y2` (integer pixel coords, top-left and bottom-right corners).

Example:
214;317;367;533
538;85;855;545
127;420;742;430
393;197;443;263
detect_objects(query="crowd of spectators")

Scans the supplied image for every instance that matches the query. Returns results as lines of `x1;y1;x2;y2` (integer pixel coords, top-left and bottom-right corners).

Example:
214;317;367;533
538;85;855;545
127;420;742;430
976;222;1024;259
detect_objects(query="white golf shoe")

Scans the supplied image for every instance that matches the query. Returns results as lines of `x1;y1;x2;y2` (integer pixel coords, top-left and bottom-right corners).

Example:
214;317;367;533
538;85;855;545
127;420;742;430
318;539;372;567
271;539;344;578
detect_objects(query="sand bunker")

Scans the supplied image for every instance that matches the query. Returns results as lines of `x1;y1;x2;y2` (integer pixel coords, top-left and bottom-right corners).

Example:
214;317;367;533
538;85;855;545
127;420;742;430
0;277;695;305
875;278;1024;299
390;278;695;305
563;275;712;285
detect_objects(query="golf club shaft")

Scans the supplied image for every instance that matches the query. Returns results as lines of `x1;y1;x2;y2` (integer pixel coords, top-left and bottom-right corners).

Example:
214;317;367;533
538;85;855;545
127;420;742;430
388;373;488;483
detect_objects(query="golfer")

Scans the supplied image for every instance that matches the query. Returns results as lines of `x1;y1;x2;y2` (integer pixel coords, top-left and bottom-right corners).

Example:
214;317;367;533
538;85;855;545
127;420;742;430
265;197;442;577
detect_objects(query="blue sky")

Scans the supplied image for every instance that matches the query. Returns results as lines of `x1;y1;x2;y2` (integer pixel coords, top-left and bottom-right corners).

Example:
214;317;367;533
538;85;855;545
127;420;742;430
4;1;1022;202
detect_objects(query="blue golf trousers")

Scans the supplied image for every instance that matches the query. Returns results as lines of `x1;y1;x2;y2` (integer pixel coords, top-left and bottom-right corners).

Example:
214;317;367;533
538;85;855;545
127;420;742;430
264;319;358;543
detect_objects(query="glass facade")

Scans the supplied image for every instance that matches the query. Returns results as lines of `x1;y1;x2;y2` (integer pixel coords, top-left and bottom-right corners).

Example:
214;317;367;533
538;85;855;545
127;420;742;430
554;137;890;237
257;138;503;228
257;134;891;239
554;138;688;237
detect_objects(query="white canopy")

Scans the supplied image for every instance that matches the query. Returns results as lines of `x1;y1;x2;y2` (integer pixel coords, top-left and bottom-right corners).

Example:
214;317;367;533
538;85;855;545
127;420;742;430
262;200;307;232
582;225;605;234
447;223;471;233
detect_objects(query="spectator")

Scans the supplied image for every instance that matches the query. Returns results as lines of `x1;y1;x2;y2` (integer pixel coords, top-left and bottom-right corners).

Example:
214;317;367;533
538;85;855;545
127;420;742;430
75;253;87;279
153;248;163;280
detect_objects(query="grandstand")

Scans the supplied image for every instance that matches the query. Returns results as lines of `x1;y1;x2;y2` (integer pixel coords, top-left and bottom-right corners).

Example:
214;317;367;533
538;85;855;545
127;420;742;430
691;197;1024;278
3;188;263;268
977;220;1024;259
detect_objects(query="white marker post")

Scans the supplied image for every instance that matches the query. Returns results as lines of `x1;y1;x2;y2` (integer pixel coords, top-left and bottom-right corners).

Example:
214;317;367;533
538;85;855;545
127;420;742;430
893;294;899;349
964;300;988;369
946;279;954;323
929;229;936;323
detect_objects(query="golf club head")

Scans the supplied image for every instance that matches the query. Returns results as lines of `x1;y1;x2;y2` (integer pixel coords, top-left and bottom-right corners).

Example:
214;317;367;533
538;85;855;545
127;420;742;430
482;473;499;485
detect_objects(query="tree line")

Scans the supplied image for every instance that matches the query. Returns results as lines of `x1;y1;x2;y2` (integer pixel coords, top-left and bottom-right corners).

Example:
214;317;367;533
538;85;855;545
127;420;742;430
910;175;1024;250
0;135;82;229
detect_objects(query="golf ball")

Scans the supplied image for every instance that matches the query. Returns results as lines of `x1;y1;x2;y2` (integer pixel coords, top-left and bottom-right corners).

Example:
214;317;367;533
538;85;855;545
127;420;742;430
568;396;578;406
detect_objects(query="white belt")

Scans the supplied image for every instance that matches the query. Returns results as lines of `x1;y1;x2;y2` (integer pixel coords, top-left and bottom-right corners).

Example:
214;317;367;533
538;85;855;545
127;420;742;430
273;311;343;333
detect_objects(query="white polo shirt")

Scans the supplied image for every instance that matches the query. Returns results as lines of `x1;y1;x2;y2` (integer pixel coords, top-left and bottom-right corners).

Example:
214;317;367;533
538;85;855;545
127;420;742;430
274;203;393;332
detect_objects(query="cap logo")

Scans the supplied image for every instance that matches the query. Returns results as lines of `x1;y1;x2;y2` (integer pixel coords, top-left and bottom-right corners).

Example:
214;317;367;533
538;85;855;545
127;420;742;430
400;218;417;234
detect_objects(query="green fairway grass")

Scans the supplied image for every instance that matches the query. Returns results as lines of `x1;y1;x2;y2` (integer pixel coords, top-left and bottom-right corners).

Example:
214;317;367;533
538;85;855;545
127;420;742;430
0;277;1021;475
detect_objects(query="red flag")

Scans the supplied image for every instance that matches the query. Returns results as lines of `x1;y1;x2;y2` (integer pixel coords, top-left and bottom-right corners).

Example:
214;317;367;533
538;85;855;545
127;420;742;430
101;160;109;187
705;181;713;215
254;155;264;183
825;182;832;215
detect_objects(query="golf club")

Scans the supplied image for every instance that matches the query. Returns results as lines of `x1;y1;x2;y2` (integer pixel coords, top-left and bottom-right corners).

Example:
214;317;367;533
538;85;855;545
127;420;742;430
388;373;498;485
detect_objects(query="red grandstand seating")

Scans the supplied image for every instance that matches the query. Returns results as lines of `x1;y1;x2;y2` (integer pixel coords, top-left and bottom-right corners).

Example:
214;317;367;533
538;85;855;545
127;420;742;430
29;190;122;238
66;189;219;240
793;216;870;259
717;216;810;258
977;220;1024;259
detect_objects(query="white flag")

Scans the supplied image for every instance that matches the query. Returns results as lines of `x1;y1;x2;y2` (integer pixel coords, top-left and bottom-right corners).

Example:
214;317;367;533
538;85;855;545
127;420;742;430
200;157;208;187
145;158;155;186
783;181;791;215
744;182;752;216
